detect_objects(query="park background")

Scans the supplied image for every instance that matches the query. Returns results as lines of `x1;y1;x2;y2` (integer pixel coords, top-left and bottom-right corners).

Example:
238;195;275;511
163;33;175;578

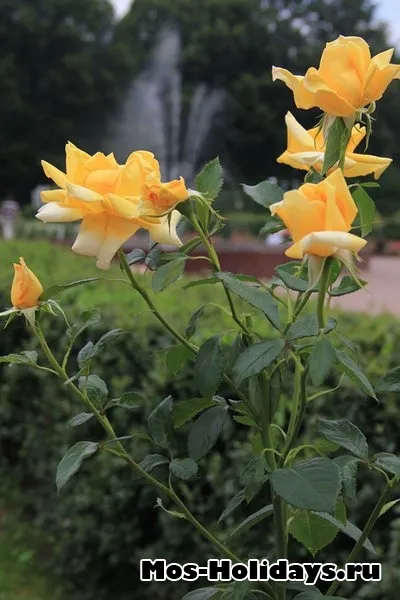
1;1;400;599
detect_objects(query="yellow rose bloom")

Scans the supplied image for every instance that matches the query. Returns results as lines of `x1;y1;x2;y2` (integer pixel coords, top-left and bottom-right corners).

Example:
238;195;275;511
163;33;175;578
278;112;392;178
269;169;367;259
11;258;43;309
38;143;182;269
273;36;400;117
141;174;189;213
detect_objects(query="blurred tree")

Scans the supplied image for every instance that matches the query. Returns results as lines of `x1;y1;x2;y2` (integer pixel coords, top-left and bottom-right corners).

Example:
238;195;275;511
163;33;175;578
117;0;400;215
0;0;132;202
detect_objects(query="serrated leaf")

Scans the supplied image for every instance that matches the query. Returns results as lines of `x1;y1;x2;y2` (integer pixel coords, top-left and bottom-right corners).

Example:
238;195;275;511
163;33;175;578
242;180;283;208
195;336;225;397
353;186;376;237
335;350;377;399
322;117;348;174
309;337;336;386
216;272;280;329
67;309;101;343
317;418;368;459
152;258;186;293
218;489;246;522
188;405;228;461
374;452;400;477
185;307;205;339
295;593;346;600
329;275;366;296
77;341;95;367
145;245;162;271
67;412;94;427
173;398;219;428
126;248;146;266
196;158;223;200
107;391;145;410
170;458;198;480
379;499;400;517
233;339;284;384
184;277;218;290
271;457;340;513
314;512;376;554
56;441;98;492
228;504;273;539
148;396;174;449
333;455;359;500
138;454;169;474
79;375;108;407
0;351;38;366
259;217;285;236
289;501;346;556
287;315;319;340
240;455;269;502
275;264;308;292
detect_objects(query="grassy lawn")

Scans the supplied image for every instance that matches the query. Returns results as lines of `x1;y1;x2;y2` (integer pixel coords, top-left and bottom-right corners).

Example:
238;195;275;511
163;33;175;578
0;510;65;600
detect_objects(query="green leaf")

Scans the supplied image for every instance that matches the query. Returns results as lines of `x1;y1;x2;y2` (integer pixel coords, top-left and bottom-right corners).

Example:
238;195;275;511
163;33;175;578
314;512;376;554
353;186;376;237
0;351;38;366
275;263;308;292
77;342;95;367
170;458;198;480
228;504;273;539
221;581;250;600
376;366;400;393
147;396;174;449
184;277;218;290
79;375;108;407
126;248;146;266
145;245;162;271
333;455;359;500
67;412;94;427
335;350;377;399
309;338;336;386
287;315;319;340
322;117;348;173
188;405;228;461
185;307;205;339
240;455;269;502
195;336;225;397
380;499;400;517
106;391;145;410
67;309;100;343
183;588;220;600
242;180;283;208
271;457;340;513
216;272;280;330
329;275;366;296
42;278;101;301
317;418;368;459
295;593;346;600
374;452;400;477
259;217;285;236
152;257;186;293
289;501;346;556
165;345;193;375
173;398;219;428
218;489;246;522
138;454;169;474
56;441;98;492
196;158;223;200
233;339;284;384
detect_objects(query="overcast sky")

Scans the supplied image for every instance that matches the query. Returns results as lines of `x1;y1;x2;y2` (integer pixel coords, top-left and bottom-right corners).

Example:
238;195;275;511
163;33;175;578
110;0;400;48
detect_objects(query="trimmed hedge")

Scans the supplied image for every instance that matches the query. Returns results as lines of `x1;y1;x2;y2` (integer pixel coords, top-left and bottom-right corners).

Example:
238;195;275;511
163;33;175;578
0;240;400;600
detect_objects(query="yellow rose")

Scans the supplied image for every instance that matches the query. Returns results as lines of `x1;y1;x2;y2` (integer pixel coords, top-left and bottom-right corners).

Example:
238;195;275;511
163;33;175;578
141;175;189;213
38;143;182;269
11;257;43;309
269;169;366;259
278;112;392;178
273;36;400;117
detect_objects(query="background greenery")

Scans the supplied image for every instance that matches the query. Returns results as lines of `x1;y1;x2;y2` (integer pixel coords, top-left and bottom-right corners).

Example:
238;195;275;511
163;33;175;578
1;240;400;599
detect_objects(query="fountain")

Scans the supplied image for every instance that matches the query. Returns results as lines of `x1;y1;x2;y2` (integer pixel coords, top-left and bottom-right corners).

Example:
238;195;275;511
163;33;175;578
107;26;224;184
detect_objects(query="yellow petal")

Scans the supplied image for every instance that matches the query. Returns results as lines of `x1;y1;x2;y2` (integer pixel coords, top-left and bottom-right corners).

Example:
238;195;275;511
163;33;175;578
40;189;67;204
304;68;357;117
346;125;366;152
66;182;103;203
318;40;365;108
41;160;67;189
11;257;43;309
322;170;357;228
72;215;140;270
270;190;325;242
36;203;83;223
65;142;91;183
103;194;140;219
284;112;314;152
146;211;182;246
286;231;367;259
343;153;392;179
364;50;400;101
272;67;316;109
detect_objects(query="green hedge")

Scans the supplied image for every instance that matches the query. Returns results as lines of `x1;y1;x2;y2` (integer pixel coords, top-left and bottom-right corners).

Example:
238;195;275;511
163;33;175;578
0;240;400;600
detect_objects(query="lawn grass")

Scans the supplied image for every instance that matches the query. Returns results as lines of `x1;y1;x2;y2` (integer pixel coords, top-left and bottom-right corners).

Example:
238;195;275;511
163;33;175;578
0;509;65;600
